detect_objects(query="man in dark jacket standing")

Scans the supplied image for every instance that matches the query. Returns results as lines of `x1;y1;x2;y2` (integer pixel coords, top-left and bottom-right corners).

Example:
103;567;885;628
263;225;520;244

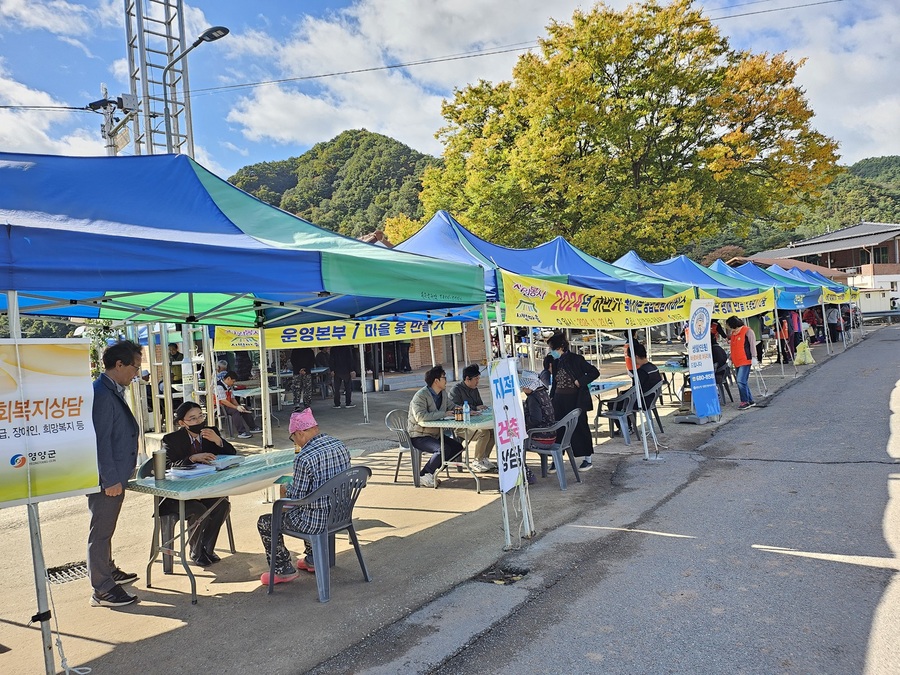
329;345;356;409
88;340;142;607
290;347;315;407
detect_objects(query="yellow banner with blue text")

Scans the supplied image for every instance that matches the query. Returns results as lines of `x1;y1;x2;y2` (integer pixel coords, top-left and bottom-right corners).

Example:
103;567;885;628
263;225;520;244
215;319;463;351
698;288;776;319
822;288;852;304
500;271;693;329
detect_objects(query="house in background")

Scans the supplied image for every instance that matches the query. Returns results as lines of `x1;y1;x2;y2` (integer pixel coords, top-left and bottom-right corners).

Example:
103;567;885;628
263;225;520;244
751;222;900;296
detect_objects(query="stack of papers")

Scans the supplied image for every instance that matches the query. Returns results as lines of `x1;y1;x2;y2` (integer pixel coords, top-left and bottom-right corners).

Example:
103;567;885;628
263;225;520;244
167;465;216;478
211;455;244;471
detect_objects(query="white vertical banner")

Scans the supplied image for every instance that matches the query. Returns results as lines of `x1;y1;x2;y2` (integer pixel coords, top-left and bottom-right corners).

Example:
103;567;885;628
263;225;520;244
686;299;721;419
487;358;526;494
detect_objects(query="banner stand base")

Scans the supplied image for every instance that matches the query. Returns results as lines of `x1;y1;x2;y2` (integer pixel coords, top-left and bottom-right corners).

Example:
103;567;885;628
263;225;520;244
672;414;720;425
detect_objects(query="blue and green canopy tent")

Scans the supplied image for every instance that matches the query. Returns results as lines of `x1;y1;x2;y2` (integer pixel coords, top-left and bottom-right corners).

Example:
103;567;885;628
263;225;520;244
708;260;822;309
615;252;767;297
0;153;486;327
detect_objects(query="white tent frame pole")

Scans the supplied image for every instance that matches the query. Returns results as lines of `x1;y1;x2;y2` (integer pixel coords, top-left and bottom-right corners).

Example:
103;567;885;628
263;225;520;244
259;326;271;448
148;324;161;433
161;324;174;433
452;332;460;382
359;345;370;424
627;329;652;461
201;328;215;417
7;291;55;675
428;329;436;366
462;322;470;365
821;301;833;356
125;324;148;466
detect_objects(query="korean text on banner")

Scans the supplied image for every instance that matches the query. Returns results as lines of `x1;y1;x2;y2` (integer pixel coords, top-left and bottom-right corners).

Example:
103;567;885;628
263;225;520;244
686;300;721;419
822;288;851;304
215;319;463;351
0;340;97;509
501;271;692;329
699;288;776;319
488;359;526;494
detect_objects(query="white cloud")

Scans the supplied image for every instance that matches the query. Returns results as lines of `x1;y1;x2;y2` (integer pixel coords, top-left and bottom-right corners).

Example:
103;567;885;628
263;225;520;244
221;140;249;157
0;0;92;35
58;35;96;59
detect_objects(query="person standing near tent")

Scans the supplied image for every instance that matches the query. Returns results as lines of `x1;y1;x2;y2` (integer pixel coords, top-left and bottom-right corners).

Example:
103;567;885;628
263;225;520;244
290;347;315;408
826;305;840;344
546;332;599;470
397;339;412;372
88;340;142;607
725;316;757;410
168;343;184;384
216;371;261;438
329;345;357;409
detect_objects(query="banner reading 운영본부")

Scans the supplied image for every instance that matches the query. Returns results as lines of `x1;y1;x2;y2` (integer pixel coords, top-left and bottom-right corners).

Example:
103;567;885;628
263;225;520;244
0;339;97;509
699;288;776;319
215;319;463;351
500;271;693;329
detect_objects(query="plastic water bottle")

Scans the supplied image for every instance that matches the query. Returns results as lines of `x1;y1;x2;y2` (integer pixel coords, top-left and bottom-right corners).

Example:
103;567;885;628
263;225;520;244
463;401;470;424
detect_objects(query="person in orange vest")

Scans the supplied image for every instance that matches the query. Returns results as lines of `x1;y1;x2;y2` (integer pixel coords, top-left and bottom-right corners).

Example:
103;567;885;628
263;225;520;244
725;315;757;409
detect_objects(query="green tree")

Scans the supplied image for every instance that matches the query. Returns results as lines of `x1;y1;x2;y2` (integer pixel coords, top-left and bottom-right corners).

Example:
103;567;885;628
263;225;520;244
421;0;839;261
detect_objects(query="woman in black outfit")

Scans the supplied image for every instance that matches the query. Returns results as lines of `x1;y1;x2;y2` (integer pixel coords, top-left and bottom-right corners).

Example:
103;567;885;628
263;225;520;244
161;401;236;565
546;333;600;469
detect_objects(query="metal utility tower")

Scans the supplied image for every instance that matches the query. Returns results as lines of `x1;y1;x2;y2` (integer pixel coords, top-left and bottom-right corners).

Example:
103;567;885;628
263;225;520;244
123;0;196;156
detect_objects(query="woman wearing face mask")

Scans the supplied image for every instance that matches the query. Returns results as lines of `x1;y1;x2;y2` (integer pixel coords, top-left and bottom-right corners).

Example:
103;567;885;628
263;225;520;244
546;332;600;470
160;401;237;566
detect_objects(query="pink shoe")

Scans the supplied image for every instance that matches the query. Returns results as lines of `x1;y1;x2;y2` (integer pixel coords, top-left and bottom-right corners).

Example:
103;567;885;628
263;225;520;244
260;570;300;585
295;558;316;574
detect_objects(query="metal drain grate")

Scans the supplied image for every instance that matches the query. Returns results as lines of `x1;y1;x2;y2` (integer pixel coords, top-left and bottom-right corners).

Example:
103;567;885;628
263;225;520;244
475;565;529;586
47;561;88;584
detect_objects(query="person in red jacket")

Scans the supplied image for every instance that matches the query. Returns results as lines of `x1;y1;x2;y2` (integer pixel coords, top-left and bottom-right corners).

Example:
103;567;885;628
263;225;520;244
725;316;757;409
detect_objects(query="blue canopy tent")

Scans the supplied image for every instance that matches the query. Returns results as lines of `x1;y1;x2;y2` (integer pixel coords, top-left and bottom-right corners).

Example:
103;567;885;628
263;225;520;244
709;260;822;310
615;252;765;298
397;211;685;299
0;153;486;327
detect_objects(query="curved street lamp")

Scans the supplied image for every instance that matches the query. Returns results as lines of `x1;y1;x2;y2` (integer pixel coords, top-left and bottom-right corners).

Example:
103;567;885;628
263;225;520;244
163;26;229;153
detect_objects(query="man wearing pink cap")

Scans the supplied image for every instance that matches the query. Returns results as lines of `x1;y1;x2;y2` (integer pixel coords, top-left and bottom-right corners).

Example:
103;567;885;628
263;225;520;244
257;407;350;585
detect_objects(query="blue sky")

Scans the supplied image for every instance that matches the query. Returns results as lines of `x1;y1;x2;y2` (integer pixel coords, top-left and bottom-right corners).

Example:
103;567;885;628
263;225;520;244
0;1;897;179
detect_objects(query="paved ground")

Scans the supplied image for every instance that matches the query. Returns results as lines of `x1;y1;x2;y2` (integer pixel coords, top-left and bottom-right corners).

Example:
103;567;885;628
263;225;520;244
0;329;887;674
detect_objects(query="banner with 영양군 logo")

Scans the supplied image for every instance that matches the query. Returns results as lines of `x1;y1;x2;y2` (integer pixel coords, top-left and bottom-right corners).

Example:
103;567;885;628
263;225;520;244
215;319;463;351
686;300;721;419
0;340;97;509
822;287;852;304
501;271;693;329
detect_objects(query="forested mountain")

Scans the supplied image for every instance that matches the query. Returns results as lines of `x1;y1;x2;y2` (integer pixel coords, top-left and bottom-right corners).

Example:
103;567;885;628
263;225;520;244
229;129;438;237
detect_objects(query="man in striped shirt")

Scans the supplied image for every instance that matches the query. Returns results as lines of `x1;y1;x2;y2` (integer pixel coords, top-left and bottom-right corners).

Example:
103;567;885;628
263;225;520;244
258;407;351;585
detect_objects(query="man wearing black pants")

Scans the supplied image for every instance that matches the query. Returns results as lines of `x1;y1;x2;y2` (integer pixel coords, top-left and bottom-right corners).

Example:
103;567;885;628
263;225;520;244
407;365;464;488
329;345;356;409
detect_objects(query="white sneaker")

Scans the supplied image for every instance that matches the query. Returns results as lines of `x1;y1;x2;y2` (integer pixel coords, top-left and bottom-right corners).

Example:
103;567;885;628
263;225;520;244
237;432;252;439
470;460;493;473
479;459;497;471
419;473;438;488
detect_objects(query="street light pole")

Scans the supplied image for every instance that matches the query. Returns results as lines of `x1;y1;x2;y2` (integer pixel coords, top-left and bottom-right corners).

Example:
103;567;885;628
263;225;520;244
162;25;229;154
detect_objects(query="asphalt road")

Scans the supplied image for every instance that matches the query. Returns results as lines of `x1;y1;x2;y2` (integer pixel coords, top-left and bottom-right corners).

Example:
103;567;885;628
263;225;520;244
322;326;900;674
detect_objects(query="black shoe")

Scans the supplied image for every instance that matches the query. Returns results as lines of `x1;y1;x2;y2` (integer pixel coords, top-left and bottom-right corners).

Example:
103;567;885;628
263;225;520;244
205;551;221;564
111;566;138;585
191;551;214;566
91;585;138;607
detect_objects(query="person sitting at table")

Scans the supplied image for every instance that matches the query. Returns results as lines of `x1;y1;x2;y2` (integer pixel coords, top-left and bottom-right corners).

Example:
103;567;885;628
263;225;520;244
520;370;555;485
290;347;315;408
607;342;661;436
257;407;351;585
161;401;237;566
216;370;261;439
449;364;496;473
408;365;465;488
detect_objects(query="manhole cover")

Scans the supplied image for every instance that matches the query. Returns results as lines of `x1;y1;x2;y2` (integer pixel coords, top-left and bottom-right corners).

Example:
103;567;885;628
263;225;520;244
47;561;88;584
475;565;529;585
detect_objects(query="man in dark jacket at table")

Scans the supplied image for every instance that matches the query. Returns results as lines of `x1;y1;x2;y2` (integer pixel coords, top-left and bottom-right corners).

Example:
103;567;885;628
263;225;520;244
449;364;495;472
329;345;356;409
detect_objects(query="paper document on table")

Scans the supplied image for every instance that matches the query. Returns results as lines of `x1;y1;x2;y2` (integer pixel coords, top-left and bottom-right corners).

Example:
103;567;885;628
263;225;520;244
167;465;217;478
212;455;244;471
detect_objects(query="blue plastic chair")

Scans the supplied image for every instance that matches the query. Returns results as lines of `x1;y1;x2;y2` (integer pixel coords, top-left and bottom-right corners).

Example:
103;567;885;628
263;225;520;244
267;466;372;602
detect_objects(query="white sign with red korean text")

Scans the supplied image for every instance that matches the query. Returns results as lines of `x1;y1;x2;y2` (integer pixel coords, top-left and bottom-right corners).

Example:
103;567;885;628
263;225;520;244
0;340;97;508
488;358;526;494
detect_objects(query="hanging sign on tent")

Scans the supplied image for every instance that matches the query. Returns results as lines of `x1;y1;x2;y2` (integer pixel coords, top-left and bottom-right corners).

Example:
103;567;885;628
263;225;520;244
215;319;463;351
699;288;776;319
0;340;98;509
822;288;852;304
775;289;823;310
500;271;692;329
488;358;526;494
685;300;721;419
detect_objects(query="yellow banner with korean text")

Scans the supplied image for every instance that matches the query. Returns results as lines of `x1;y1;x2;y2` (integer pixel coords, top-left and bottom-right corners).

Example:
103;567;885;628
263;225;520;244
0;340;98;508
822;287;852;304
215;319;463;352
698;288;776;319
500;271;693;329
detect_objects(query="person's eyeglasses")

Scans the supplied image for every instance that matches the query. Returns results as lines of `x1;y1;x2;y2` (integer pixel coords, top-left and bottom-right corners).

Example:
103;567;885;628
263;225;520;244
183;413;207;424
